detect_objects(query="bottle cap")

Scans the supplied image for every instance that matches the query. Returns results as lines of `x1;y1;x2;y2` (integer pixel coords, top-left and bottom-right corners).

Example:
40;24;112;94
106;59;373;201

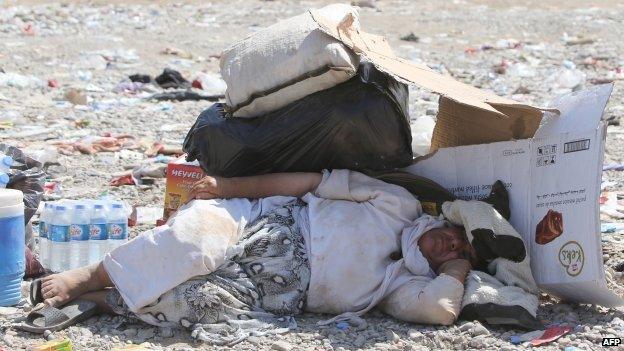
94;204;104;209
0;173;9;184
56;205;67;211
112;204;123;209
75;204;86;210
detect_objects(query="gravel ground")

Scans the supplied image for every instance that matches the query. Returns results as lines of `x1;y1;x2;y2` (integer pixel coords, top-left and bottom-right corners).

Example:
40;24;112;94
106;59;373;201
1;0;624;350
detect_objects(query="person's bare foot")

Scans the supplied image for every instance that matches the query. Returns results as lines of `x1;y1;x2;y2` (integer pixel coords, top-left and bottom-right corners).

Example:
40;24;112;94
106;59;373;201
41;263;112;307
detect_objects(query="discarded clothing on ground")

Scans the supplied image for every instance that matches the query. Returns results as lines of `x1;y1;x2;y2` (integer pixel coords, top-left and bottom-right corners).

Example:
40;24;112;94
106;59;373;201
155;68;190;89
183;62;412;177
148;90;223;102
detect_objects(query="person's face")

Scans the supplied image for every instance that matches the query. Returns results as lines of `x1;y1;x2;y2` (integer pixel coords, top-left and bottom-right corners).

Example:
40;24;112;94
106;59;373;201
417;226;477;271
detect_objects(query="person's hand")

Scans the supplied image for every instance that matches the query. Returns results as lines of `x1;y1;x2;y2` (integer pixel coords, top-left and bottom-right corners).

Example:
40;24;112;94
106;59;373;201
436;258;472;283
187;176;233;202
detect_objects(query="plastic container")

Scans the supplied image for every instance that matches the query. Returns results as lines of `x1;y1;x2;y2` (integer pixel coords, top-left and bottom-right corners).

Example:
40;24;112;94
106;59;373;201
107;203;128;252
38;202;54;270
0;154;13;173
89;203;108;264
69;203;90;269
0;189;25;306
48;205;71;272
0;172;9;188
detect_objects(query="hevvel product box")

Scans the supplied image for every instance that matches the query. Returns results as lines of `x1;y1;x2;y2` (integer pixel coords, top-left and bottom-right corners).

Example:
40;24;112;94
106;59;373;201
163;157;205;220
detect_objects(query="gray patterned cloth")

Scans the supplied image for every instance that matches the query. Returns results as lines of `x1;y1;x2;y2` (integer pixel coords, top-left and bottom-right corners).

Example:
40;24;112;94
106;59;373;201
106;200;311;345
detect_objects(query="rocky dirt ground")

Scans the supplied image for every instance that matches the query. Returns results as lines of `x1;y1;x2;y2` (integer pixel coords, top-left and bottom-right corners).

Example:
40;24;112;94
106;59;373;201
1;0;624;350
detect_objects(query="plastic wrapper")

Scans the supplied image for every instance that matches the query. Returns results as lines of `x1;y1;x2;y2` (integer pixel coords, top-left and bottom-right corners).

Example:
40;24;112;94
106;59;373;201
183;63;413;177
0;144;45;225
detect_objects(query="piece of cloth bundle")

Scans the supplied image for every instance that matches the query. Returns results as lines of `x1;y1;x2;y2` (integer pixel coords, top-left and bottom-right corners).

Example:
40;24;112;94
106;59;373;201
442;198;541;329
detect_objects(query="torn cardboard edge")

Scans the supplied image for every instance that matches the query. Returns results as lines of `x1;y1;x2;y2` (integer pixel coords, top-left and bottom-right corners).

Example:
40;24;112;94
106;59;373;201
310;10;560;151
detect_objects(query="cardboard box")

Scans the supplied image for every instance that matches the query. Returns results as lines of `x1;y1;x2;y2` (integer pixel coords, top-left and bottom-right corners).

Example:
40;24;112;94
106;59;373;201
163;157;205;220
311;12;622;306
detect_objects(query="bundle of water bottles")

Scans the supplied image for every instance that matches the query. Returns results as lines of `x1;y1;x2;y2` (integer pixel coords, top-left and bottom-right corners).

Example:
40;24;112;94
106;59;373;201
37;199;130;273
0;152;13;188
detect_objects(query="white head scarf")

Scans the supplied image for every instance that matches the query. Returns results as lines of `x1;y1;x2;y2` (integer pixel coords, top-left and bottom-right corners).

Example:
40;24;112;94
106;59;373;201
318;214;447;325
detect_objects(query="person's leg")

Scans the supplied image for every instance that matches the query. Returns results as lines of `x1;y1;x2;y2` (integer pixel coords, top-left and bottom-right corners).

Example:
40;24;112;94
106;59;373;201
41;262;113;307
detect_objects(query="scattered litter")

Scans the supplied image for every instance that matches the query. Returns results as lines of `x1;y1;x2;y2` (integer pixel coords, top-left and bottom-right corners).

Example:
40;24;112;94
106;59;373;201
129;74;151;83
529;326;572;346
509;329;544;344
562;33;595;46
400;32;419;42
148;90;223;102
110;174;137;187
0;72;44;89
52;134;139;155
161;47;193;59
64;88;88;105
604;163;624;171
47;79;59;88
191;72;227;95
129;206;164;227
114;81;143;94
132;163;167;179
602;223;624;234
600;192;624;219
155;68;190;89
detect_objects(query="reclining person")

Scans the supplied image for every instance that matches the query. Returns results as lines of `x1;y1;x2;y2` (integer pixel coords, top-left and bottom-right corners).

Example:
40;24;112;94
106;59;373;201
36;170;479;343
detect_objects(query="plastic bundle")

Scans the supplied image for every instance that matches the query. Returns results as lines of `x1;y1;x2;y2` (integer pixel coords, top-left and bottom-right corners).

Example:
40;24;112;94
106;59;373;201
183;63;413;177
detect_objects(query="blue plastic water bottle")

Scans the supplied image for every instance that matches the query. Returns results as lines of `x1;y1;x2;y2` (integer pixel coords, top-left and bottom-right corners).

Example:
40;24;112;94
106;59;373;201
89;204;108;265
38;202;54;270
0;189;25;306
49;205;71;272
107;203;128;252
69;203;91;269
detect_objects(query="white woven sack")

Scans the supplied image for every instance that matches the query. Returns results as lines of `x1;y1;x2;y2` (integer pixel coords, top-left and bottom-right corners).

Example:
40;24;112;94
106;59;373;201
220;4;361;118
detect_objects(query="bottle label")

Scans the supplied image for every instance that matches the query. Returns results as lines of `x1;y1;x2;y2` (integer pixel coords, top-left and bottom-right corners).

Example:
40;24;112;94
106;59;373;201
89;224;108;240
49;225;69;242
108;223;128;240
39;222;48;239
70;224;90;241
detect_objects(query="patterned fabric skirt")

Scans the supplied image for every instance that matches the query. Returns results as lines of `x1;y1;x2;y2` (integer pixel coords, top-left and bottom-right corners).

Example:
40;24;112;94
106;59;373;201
106;200;311;345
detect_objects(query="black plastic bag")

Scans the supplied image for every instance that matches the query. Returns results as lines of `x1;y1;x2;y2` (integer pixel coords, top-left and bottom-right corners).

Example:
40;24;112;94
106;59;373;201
0;144;45;225
183;63;413;177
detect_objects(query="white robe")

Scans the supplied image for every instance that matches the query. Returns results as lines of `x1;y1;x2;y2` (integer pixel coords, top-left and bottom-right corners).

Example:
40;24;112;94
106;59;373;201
103;170;464;325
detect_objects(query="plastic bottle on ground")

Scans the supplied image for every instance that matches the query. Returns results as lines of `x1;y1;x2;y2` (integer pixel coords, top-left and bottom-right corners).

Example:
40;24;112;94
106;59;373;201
107;203;128;252
89;203;108;265
48;205;71;272
69;203;91;270
38;202;54;270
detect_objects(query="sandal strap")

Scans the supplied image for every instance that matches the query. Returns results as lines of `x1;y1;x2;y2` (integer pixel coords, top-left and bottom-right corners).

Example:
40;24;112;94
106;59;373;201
27;306;69;327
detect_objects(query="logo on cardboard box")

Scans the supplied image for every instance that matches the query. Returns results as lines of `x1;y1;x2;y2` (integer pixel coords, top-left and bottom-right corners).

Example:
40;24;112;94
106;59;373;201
558;241;584;277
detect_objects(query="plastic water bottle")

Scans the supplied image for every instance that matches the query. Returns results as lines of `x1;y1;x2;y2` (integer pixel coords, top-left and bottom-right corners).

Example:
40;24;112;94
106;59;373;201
38;202;53;270
107;203;128;252
0;173;8;188
89;204;108;264
69;203;91;269
48;205;71;272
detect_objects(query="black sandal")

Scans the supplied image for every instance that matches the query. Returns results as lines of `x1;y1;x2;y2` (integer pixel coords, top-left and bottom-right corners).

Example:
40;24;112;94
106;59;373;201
14;300;98;333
